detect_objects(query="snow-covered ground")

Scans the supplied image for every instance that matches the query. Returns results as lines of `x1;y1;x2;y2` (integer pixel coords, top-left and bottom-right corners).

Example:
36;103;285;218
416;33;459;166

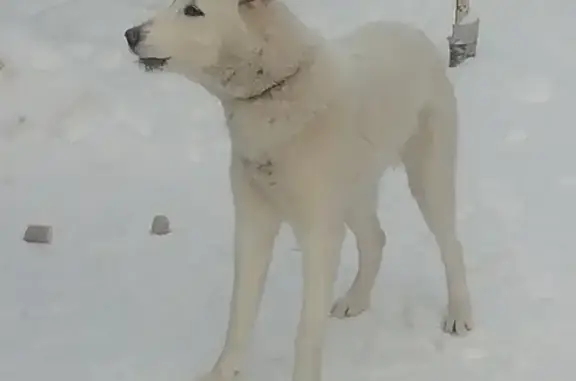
1;0;575;380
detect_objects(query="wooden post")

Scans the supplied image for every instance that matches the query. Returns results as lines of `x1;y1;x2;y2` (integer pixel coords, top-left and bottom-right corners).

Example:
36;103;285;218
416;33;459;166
449;0;480;67
455;0;470;24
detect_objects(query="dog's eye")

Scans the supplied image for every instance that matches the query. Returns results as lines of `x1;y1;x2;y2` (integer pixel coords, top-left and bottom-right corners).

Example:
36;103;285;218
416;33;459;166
183;5;204;17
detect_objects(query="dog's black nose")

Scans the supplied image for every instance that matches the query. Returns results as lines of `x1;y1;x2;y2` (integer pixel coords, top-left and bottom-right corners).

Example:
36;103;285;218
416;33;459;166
124;26;141;50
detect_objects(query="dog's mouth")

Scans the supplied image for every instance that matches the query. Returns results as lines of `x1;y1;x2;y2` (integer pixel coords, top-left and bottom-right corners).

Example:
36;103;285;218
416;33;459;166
138;57;170;72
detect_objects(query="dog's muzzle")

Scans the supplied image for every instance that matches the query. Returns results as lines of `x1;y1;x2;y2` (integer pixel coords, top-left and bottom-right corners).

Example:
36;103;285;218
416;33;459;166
124;26;142;52
124;25;170;72
138;57;170;72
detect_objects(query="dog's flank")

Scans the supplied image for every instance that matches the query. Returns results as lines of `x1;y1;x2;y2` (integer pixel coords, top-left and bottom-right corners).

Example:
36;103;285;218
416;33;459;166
124;1;474;381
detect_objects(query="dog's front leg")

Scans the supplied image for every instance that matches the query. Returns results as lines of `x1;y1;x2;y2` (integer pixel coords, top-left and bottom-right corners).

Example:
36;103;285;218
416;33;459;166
199;162;281;381
291;214;346;381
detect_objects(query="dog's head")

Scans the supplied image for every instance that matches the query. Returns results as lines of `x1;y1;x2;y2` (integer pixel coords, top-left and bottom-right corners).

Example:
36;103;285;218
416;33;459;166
125;1;270;73
125;0;313;98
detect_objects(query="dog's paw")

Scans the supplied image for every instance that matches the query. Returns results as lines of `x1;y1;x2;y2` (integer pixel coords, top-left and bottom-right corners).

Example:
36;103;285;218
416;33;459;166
442;302;474;336
330;294;370;319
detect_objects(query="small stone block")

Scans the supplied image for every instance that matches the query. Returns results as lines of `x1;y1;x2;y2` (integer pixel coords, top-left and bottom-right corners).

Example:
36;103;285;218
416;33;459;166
23;225;53;244
150;215;171;235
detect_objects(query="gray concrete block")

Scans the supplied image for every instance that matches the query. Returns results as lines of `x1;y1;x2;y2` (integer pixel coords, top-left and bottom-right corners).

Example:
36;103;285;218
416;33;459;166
23;225;53;244
150;215;171;235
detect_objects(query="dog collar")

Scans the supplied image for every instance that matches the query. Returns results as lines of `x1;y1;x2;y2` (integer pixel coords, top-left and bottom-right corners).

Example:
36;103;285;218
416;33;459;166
240;66;302;102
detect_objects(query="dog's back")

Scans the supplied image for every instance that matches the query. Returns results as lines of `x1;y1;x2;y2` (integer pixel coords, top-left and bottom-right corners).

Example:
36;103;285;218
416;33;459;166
326;21;454;158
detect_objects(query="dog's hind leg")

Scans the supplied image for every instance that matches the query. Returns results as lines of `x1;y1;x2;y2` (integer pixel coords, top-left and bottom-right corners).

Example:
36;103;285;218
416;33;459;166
198;160;282;381
401;96;473;336
331;185;386;318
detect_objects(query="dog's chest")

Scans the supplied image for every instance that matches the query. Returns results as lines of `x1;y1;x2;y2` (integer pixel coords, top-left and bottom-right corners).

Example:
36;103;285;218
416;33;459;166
240;155;279;190
224;100;310;162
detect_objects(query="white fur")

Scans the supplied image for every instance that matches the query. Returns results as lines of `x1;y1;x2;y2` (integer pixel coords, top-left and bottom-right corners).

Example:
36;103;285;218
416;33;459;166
126;1;474;381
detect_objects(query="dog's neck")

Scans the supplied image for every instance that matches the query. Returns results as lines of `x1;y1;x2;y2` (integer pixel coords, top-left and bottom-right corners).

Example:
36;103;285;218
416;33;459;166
201;1;321;102
239;65;302;101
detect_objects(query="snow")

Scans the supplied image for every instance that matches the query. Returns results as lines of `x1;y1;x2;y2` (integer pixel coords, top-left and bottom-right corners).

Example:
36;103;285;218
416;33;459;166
1;0;575;380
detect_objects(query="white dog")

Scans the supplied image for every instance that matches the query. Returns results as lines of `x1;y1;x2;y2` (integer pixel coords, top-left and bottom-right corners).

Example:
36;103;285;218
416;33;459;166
125;1;473;380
